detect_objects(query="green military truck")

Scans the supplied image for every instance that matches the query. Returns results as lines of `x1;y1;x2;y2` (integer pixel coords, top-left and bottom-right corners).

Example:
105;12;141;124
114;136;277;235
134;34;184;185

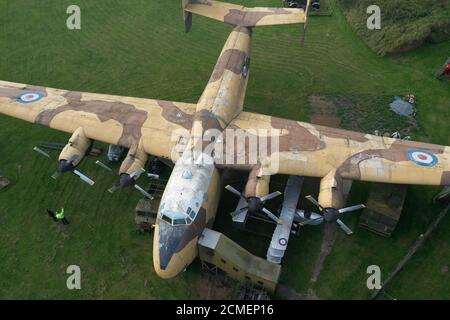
134;198;159;232
359;183;408;237
134;178;167;232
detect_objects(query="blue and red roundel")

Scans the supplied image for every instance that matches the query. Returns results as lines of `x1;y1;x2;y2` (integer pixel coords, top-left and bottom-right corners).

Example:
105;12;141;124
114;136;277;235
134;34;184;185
407;149;438;167
16;92;43;104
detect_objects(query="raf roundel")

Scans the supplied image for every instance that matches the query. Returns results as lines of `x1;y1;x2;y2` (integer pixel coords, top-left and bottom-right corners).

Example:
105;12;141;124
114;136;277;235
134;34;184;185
407;149;438;167
16;92;44;104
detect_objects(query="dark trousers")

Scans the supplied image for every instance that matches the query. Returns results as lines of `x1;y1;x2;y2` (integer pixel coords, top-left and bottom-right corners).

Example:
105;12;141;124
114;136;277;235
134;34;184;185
46;209;70;225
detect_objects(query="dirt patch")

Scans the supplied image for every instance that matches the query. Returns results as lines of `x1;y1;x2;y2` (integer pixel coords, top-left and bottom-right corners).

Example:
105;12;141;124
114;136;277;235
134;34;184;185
310;223;338;283
196;273;234;300
277;284;319;300
441;265;449;274
310;94;423;136
309;95;341;128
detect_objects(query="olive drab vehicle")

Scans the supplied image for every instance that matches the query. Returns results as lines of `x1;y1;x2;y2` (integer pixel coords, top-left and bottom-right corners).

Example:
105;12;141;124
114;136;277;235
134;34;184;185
0;1;449;279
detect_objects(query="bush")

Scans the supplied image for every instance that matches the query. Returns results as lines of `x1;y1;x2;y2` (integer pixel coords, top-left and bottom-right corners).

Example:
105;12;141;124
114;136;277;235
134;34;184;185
338;0;450;55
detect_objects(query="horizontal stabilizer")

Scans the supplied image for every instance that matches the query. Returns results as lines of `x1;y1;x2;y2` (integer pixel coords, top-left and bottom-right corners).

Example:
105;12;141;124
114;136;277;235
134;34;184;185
183;0;308;31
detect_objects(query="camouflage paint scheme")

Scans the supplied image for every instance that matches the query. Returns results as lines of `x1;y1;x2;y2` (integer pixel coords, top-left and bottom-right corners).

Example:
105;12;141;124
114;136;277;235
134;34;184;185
0;1;449;278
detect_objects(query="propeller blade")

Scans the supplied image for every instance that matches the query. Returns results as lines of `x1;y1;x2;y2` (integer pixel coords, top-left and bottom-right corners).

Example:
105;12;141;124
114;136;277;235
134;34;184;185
108;185;120;193
230;206;249;217
262;208;282;225
95;160;113;172
51;171;62;180
130;168;145;179
225;185;244;198
299;217;323;226
338;204;366;214
336;219;353;235
260;191;282;202
73;169;95;186
305;195;323;210
33;147;52;159
147;173;159;179
134;184;154;200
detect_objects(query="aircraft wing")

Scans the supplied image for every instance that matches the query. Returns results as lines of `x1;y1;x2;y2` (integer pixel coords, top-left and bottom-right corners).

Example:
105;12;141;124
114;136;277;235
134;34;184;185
184;0;307;27
1;80;449;187
222;112;450;187
0;80;196;159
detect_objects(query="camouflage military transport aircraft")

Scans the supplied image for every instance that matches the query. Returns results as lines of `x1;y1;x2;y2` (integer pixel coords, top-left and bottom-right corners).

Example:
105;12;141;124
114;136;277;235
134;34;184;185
0;1;449;278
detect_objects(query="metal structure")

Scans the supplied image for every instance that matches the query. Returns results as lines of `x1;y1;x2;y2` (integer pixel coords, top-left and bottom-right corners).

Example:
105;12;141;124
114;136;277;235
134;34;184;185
434;187;450;204
107;144;125;162
134;178;169;232
359;184;408;237
0;175;11;191
267;176;303;263
198;228;281;293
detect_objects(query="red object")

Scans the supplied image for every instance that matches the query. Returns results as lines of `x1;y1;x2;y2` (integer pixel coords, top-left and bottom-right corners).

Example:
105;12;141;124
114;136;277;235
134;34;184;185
444;64;450;75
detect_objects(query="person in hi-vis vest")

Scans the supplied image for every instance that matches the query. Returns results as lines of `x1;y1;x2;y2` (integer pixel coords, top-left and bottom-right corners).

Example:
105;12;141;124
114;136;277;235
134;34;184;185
46;208;70;225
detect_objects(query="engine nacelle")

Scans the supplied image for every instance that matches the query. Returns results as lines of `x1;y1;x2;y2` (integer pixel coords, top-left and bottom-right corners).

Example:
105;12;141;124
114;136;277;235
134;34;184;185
244;166;270;198
243;166;271;214
59;127;92;167
318;170;350;209
119;140;148;187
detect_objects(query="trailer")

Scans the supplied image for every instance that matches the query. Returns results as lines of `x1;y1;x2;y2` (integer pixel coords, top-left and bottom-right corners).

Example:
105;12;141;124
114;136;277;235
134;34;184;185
359;183;408;237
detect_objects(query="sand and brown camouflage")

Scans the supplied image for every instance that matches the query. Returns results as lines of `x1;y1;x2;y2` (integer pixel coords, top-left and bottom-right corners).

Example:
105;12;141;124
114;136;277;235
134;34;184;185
184;0;307;28
0;0;449;279
0;79;449;189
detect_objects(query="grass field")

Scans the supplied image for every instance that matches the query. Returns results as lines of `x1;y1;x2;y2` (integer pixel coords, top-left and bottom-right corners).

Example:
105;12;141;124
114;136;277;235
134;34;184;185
0;0;449;299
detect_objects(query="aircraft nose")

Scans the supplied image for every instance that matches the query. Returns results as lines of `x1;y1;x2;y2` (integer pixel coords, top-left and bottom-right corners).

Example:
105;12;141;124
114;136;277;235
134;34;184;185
153;252;184;279
152;223;187;279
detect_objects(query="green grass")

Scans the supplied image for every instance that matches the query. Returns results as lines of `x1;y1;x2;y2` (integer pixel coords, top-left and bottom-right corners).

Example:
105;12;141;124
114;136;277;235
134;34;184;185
318;93;425;137
0;0;449;299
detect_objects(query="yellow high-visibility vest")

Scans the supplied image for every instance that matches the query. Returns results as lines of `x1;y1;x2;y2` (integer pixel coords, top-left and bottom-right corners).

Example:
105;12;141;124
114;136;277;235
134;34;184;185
55;208;65;220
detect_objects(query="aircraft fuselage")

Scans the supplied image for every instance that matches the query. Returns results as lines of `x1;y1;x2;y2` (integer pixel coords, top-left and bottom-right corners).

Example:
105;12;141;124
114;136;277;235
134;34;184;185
153;26;252;278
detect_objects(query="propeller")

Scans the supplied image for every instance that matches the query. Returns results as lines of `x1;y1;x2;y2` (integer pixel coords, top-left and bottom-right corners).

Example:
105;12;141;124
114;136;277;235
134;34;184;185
33;147;95;186
301;195;366;235
225;185;283;224
95;160;154;200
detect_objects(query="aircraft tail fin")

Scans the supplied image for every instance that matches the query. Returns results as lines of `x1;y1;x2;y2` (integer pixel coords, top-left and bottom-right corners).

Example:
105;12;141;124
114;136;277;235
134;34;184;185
183;0;310;34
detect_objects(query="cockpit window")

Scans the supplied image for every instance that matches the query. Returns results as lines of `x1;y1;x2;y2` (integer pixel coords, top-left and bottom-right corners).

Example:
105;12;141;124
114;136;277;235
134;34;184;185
161;214;172;224
160;208;198;226
187;207;196;219
173;218;187;225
